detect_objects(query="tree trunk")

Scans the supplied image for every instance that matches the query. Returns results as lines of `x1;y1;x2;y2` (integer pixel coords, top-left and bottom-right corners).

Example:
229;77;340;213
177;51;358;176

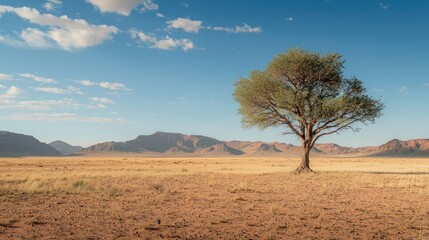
294;142;313;173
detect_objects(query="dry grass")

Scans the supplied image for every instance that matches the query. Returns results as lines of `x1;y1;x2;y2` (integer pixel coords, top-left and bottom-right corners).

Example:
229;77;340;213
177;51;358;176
0;156;428;239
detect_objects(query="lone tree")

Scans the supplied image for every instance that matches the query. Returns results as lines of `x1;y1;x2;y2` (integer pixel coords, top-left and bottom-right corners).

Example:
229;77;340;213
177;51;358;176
234;49;384;173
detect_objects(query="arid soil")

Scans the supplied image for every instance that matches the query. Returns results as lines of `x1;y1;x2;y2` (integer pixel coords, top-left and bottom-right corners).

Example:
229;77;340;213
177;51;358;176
1;157;428;239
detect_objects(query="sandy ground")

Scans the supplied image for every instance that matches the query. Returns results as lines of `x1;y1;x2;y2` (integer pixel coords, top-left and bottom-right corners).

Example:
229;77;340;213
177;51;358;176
0;157;429;239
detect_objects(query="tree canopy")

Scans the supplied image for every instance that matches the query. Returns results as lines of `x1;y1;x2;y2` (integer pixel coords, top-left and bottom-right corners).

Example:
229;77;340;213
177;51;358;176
234;49;384;172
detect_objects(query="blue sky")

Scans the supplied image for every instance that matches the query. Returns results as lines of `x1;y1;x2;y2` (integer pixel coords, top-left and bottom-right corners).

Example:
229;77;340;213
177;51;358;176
0;0;428;147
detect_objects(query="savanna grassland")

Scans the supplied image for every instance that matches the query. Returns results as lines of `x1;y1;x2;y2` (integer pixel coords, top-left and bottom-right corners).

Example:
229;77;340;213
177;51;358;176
1;157;429;239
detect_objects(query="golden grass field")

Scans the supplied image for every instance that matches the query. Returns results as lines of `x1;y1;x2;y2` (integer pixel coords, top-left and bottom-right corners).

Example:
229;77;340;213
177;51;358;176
1;156;429;239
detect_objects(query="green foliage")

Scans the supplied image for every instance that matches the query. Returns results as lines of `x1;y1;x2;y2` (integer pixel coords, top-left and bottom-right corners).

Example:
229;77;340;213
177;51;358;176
234;49;384;148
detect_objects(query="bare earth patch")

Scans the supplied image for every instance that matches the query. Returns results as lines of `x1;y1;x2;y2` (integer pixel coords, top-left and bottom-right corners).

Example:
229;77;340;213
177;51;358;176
0;157;428;239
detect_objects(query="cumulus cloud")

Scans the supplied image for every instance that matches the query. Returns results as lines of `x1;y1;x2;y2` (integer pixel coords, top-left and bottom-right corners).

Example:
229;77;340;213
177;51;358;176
0;98;81;111
208;24;263;33
86;0;158;16
34;87;67;94
380;2;389;10
76;80;131;90
34;86;83;95
130;29;194;51
0;5;119;51
154;37;193;51
76;80;96;86
99;82;127;90
19;28;54;48
66;86;84;95
156;12;164;18
20;73;57;83
89;97;116;109
167;18;202;33
286;17;294;22
167;18;262;34
0;86;21;98
0;73;13;81
0;112;127;123
43;0;62;11
141;0;158;11
91;97;115;104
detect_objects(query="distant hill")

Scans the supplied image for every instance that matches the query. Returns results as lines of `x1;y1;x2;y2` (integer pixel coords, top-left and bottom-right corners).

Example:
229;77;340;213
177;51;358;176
49;141;82;155
83;131;222;154
82;131;429;157
0;131;61;157
365;139;429;157
313;143;358;155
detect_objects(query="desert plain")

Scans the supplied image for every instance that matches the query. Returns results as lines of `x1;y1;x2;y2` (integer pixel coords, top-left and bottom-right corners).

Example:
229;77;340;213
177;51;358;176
0;156;428;239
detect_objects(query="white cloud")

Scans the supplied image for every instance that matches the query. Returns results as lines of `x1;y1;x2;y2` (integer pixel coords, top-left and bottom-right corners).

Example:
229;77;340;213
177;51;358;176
93;103;107;109
0;84;5;89
76;80;130;91
156;12;164;18
99;82;127;90
372;88;384;93
20;28;54;48
399;86;408;94
91;97;115;104
43;0;62;11
380;2;389;10
34;87;67;94
76;80;97;86
0;98;81;111
0;112;127;123
0;73;13;81
34;86;83;95
168;18;202;33
0;5;119;51
20;73;57;83
286;17;294;22
166;18;262;34
86;0;158;16
154;37;193;51
1;86;21;98
66;86;84;95
141;0;158;11
209;24;263;33
130;29;194;51
129;30;156;42
0;35;26;48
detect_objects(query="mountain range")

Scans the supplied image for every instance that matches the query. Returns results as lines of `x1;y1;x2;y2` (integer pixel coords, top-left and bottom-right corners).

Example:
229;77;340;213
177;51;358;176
1;130;429;157
82;131;429;157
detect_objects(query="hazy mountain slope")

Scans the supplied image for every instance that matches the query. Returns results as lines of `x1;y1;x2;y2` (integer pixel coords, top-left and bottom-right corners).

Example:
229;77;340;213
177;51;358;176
314;144;358;155
49;141;82;155
198;143;244;155
0;131;62;157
